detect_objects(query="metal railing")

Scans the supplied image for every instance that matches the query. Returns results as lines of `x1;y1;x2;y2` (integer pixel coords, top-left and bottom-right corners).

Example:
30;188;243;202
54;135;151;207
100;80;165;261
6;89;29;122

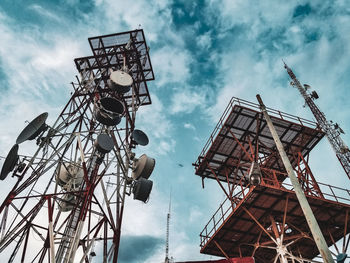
199;182;350;249
194;96;320;168
199;186;252;248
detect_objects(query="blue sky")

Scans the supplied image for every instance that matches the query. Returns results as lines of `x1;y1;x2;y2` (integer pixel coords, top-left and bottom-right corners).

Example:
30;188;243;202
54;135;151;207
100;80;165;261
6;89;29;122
0;0;349;262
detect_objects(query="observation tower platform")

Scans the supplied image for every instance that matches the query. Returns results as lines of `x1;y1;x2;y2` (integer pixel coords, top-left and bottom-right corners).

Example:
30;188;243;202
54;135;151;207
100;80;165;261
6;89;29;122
194;97;350;262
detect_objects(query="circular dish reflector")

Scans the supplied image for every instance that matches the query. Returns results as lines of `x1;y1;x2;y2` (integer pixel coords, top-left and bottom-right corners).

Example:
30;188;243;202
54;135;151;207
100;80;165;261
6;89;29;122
16;112;48;144
0;144;19;180
131;129;149;146
132;154;155;180
95;133;114;154
94;97;124;126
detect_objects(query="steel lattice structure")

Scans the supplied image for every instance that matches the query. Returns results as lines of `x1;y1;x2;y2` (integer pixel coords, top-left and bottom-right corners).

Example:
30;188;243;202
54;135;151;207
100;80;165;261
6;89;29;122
194;97;350;262
0;29;154;263
284;62;350;180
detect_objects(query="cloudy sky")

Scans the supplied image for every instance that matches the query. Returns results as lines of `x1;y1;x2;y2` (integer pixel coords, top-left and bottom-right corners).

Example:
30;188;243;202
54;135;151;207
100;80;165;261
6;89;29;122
0;0;350;262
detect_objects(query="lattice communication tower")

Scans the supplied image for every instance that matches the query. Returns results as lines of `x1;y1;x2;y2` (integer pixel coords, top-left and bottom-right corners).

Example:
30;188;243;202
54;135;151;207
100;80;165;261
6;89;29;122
0;29;156;263
284;62;350;180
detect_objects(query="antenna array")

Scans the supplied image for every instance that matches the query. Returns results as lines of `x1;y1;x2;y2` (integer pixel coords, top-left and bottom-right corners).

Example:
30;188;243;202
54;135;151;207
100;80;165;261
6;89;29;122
284;62;350;180
0;29;156;263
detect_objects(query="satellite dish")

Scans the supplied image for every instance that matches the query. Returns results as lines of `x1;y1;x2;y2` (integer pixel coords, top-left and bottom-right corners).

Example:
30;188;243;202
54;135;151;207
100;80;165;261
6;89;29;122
94;97;124;126
133;178;153;203
109;70;133;93
16;112;48;144
131;129;149;146
0;144;19;180
303;84;311;90
94;133;114;154
58;194;76;212
132;154;155;180
311;90;319;100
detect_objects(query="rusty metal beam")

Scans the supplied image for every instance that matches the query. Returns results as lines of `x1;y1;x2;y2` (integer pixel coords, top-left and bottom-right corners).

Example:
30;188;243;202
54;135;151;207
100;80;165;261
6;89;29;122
213;240;230;259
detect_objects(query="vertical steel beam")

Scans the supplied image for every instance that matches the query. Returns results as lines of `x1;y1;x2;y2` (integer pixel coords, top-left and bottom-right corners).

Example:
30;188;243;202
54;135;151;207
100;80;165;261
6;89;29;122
47;197;55;263
256;94;334;263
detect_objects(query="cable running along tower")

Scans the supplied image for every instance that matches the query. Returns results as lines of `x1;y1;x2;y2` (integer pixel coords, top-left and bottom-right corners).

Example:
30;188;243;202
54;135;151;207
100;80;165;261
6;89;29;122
0;29;156;263
284;62;350;180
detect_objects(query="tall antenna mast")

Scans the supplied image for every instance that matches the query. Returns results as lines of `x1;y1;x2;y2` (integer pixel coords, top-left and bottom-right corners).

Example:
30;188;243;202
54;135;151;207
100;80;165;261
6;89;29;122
165;192;171;263
284;61;350;180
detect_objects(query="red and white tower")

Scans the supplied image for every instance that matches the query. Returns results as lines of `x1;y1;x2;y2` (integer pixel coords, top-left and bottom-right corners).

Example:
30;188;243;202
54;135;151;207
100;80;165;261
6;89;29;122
0;29;156;263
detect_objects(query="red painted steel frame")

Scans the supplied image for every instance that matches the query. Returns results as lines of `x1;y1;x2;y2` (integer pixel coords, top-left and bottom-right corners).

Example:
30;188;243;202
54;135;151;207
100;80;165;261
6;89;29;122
194;97;350;262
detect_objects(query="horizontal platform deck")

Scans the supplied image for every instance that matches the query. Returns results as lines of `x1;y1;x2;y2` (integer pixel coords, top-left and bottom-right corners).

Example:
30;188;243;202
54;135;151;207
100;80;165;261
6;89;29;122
199;183;350;262
194;97;324;185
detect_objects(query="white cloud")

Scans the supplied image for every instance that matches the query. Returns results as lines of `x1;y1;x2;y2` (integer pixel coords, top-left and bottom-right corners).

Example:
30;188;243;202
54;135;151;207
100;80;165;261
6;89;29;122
152;46;193;86
184;123;195;130
136;94;175;156
207;0;295;34
137;95;171;139
94;0;173;42
188;205;203;223
170;89;206;114
31;38;80;71
122;188;168;237
0;11;85;101
197;32;212;50
28;4;62;22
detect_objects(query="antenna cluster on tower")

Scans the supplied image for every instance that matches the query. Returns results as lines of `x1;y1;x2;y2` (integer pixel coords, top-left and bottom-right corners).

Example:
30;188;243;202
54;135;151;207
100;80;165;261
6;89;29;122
283;62;350;180
0;29;156;263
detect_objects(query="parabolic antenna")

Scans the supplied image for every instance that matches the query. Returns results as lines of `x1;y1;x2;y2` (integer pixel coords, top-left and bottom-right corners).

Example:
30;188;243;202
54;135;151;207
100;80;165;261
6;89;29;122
95;133;114;154
16;112;48;144
58;194;76;212
0;144;19;180
109;70;133;93
303;84;311;90
131;129;149;146
56;162;84;189
133;177;153;203
132;154;155;180
94;97;124;126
